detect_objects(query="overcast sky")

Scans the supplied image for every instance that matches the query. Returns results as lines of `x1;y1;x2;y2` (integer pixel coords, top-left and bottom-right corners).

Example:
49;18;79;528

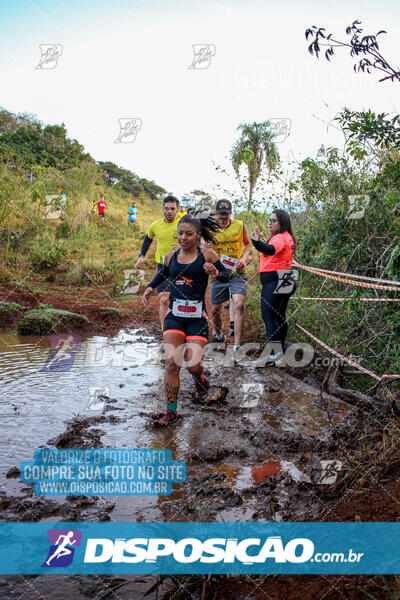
1;0;399;201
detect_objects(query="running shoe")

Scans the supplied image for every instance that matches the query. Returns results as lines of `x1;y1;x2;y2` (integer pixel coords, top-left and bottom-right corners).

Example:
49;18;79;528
194;372;209;395
228;322;235;336
157;410;178;425
232;345;246;364
255;351;284;368
274;359;286;368
196;385;229;405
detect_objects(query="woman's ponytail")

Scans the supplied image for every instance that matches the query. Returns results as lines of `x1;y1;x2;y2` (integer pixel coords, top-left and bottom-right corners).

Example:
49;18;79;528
179;211;220;244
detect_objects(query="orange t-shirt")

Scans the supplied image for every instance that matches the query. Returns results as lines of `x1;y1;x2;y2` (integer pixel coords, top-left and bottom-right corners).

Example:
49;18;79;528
258;231;295;272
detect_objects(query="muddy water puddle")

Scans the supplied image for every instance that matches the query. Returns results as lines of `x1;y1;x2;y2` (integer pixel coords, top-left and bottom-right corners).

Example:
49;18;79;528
0;328;356;524
0;328;162;476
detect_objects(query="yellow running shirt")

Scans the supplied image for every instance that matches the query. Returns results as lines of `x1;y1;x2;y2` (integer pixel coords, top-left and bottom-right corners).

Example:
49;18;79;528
211;219;245;278
148;211;187;264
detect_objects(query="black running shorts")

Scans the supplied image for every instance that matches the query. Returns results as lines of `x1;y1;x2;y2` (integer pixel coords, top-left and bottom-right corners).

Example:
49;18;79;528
163;314;209;342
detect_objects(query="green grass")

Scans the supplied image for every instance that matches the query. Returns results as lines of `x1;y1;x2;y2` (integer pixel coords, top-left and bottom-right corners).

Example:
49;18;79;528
0;160;162;290
17;305;89;335
0;301;25;315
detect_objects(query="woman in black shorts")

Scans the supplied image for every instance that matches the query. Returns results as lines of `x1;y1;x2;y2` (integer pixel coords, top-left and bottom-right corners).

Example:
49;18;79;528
142;212;229;425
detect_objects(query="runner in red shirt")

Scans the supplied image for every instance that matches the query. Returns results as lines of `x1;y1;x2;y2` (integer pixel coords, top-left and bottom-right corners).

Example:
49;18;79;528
251;209;297;366
96;196;107;219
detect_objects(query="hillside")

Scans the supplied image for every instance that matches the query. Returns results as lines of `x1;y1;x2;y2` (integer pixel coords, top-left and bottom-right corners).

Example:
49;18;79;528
0;109;169;330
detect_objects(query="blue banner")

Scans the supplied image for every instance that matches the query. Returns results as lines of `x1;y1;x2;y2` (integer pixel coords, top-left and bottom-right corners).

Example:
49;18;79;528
0;522;399;574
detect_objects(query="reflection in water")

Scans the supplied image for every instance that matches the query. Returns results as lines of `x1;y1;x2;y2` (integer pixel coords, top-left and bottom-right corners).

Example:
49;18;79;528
0;328;163;476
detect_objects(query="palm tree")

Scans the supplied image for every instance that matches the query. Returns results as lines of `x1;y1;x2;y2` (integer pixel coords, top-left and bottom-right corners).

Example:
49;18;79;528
230;121;280;212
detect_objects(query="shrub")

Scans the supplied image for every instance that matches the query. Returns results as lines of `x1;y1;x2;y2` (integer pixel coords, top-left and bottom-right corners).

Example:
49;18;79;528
0;301;24;314
30;237;66;271
55;222;71;239
66;258;111;286
0;227;27;249
18;305;89;335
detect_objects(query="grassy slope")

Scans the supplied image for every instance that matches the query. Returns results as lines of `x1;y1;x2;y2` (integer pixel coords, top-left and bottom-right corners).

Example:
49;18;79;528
0;162;162;292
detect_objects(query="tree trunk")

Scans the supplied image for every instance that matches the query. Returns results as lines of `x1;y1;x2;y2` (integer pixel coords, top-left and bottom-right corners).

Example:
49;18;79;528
247;181;254;212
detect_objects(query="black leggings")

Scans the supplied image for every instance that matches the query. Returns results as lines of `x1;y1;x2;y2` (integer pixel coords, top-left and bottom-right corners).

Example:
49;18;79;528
260;271;296;347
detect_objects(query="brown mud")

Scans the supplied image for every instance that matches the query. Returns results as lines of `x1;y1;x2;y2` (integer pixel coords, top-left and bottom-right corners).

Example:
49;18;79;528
1;281;400;599
0;279;160;335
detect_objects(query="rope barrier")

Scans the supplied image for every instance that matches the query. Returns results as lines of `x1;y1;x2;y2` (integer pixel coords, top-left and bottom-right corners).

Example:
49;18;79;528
292;296;400;302
296;324;400;382
293;260;400;286
293;261;400;292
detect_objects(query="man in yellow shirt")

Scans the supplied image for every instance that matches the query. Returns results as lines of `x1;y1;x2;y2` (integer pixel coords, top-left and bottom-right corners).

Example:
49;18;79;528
210;199;251;362
135;195;186;327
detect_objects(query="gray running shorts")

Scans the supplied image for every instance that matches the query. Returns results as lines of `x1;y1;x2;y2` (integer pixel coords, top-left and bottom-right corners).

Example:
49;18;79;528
210;275;248;305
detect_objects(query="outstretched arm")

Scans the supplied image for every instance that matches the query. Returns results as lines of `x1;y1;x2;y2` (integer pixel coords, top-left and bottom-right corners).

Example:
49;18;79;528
142;263;170;306
139;235;153;257
251;238;275;255
142;250;174;305
135;235;153;268
251;229;275;255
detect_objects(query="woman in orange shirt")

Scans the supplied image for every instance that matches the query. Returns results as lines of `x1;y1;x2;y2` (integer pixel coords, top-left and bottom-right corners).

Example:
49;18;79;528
251;209;296;365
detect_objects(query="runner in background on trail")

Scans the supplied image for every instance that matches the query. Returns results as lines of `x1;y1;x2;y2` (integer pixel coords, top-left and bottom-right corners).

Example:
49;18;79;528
135;194;186;329
209;199;251;363
142;212;229;425
90;199;97;214
58;188;67;210
251;209;297;367
96;195;107;219
128;201;137;225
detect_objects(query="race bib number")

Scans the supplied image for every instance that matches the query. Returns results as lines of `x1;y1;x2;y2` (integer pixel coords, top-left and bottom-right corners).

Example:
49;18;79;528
172;299;202;318
220;255;238;271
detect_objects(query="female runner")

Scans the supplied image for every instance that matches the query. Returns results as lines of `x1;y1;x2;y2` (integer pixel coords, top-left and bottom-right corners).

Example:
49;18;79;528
142;212;229;425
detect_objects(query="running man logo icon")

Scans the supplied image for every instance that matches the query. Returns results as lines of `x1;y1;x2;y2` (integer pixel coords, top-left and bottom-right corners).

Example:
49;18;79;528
274;270;298;295
347;195;370;220
268;118;292;143
115;118;142;143
318;460;343;485
36;44;63;69
188;44;216;69
240;383;264;408
122;269;145;294
44;194;65;219
87;386;110;411
42;334;82;372
42;529;82;567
